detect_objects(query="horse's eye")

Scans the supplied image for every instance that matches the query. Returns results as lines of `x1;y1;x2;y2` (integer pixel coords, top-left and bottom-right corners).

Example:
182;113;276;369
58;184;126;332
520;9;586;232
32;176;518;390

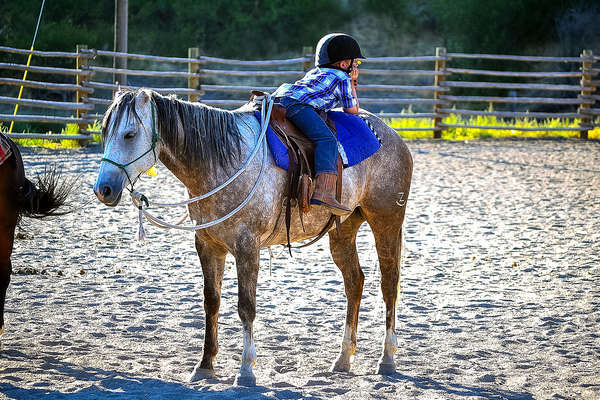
124;130;136;139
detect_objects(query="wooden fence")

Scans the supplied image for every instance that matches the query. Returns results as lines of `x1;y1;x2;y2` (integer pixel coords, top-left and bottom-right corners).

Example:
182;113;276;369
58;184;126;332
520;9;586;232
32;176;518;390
0;45;598;141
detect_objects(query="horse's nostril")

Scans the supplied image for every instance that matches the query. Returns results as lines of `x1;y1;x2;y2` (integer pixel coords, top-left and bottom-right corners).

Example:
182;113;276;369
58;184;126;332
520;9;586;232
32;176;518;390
102;186;112;198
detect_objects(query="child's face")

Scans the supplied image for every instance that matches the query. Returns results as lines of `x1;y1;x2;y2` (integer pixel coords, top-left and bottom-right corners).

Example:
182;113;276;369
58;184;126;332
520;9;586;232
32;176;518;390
339;59;352;70
338;59;359;71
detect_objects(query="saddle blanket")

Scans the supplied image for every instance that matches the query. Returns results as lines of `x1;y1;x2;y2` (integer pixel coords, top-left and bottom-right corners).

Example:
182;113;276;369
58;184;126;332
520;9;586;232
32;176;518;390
254;110;381;171
0;134;12;167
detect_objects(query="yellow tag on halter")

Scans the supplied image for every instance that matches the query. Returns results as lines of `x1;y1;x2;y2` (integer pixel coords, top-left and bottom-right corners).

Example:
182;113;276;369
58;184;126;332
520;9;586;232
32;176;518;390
356;60;362;65
146;165;158;177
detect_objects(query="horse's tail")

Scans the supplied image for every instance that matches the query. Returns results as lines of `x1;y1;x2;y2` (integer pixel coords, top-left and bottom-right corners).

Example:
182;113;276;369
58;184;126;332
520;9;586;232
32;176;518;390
4;137;72;220
17;168;71;219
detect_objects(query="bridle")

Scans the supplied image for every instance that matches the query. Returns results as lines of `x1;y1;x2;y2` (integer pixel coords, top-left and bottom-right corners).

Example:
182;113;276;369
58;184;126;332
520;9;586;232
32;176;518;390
100;102;160;191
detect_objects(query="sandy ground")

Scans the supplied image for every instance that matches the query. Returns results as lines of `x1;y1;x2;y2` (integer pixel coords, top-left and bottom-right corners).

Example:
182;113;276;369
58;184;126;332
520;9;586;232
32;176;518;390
0;138;599;399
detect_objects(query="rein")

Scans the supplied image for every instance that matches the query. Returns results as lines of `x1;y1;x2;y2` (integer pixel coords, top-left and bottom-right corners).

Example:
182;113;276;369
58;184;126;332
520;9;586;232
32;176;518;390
102;94;274;237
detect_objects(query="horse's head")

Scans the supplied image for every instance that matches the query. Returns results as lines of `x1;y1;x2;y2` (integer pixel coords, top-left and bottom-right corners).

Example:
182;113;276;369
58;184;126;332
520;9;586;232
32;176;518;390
94;89;159;206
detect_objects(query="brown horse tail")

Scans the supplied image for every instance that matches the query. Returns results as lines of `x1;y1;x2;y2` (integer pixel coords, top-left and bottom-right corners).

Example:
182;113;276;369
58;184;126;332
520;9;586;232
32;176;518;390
18;169;71;219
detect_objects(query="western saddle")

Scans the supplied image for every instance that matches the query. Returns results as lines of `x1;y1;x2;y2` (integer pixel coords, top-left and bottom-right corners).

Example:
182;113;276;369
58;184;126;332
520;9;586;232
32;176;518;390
250;91;344;253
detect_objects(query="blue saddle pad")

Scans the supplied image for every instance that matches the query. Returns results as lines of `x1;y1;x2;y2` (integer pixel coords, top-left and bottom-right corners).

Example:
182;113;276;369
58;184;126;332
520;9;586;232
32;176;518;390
254;111;381;171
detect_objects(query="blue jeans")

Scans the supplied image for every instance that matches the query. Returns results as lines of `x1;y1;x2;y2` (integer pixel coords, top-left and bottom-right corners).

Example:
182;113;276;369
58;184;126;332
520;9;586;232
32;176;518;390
278;97;338;174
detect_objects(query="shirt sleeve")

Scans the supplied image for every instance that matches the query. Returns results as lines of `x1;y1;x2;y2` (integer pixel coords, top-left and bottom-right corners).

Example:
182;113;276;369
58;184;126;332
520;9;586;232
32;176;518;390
337;76;356;108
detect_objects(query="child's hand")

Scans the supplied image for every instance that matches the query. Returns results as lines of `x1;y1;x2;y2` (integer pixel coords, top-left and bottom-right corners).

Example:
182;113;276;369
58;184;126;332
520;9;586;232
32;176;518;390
350;61;359;81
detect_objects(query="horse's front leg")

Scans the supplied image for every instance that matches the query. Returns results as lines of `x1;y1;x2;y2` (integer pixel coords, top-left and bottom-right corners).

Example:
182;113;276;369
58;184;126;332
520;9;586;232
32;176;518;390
189;235;227;382
232;242;260;386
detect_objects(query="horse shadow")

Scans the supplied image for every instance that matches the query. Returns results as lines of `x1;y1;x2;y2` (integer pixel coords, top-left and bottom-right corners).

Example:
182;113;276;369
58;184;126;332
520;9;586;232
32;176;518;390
0;348;304;400
1;348;534;399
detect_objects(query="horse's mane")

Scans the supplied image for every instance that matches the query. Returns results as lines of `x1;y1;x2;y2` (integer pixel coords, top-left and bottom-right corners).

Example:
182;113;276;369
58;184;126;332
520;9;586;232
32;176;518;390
102;89;242;169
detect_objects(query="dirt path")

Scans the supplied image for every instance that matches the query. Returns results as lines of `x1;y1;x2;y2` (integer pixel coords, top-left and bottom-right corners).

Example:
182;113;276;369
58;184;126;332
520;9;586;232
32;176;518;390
1;138;598;399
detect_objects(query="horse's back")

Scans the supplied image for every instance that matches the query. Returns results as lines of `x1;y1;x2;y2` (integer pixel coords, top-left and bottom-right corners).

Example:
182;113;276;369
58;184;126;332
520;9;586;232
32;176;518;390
355;111;413;216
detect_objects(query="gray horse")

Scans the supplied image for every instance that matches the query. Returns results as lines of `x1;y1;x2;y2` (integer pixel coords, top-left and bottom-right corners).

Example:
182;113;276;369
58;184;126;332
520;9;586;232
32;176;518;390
94;89;412;385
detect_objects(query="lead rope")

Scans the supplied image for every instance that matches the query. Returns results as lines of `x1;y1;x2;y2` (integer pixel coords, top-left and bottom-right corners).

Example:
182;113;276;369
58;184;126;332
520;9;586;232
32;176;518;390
133;94;273;238
137;193;149;241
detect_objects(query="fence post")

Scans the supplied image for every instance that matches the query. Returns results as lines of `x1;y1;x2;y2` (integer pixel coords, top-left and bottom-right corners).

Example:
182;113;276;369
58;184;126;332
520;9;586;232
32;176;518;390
302;46;313;72
433;47;447;139
579;49;594;140
76;44;90;136
188;47;201;102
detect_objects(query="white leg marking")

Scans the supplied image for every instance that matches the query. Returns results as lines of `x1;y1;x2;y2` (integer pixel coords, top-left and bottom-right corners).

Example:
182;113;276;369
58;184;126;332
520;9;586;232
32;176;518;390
235;329;257;386
341;323;355;357
241;329;257;371
377;328;397;375
332;323;355;372
382;328;398;361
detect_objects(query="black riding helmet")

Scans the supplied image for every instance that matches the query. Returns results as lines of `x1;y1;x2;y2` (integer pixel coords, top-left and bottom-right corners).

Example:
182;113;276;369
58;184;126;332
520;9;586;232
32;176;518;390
315;33;365;68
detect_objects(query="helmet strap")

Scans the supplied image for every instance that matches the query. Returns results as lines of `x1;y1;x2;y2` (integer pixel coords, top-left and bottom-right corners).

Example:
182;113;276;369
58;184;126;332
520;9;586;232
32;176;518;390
321;59;353;74
346;59;354;74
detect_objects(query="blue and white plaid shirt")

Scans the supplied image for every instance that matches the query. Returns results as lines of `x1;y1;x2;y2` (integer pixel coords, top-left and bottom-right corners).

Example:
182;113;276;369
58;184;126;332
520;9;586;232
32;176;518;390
272;67;356;112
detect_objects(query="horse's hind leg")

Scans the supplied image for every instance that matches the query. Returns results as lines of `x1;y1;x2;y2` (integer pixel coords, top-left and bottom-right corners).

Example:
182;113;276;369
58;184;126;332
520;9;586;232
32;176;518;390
364;211;404;375
0;213;16;335
189;236;227;382
329;210;366;372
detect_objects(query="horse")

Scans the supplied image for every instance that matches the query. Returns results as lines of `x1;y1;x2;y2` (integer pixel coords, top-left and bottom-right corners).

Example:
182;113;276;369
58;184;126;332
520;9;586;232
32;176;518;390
0;133;71;335
94;88;413;385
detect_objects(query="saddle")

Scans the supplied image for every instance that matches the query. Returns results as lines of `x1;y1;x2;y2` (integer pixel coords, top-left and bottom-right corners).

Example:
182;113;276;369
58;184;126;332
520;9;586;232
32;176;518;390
251;91;343;252
0;132;13;167
0;132;29;195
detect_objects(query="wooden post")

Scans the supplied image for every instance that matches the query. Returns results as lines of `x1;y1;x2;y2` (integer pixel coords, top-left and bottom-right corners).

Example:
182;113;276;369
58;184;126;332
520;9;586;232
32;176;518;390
188;47;201;102
433;47;447;139
579;49;594;140
76;44;89;134
114;0;128;85
302;46;313;72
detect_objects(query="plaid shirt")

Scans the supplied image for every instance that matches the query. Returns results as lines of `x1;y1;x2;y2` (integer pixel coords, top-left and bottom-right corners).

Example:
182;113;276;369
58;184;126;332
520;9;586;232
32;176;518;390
272;67;356;111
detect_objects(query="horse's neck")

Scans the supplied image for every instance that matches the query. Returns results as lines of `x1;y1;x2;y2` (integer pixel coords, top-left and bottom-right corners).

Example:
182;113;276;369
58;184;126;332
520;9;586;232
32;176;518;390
158;145;217;196
157;112;257;196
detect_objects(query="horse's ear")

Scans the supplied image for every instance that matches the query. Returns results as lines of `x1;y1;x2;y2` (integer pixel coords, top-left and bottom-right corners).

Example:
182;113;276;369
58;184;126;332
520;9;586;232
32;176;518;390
113;88;124;99
136;89;151;107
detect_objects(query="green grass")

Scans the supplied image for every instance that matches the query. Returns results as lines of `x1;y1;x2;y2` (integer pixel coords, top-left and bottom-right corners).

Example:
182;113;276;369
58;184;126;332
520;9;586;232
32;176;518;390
0;120;101;148
386;107;600;140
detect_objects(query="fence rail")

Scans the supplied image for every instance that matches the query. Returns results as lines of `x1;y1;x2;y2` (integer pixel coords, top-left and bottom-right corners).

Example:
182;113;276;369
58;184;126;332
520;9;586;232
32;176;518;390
0;44;598;140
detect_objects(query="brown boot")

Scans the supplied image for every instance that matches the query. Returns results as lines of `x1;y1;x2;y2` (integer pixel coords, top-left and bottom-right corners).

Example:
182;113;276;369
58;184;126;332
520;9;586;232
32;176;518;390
310;173;352;216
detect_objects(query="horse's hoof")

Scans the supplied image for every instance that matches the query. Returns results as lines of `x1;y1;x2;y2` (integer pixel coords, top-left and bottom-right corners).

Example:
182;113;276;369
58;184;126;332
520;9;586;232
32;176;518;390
234;373;256;387
188;365;215;382
377;362;396;375
331;358;351;373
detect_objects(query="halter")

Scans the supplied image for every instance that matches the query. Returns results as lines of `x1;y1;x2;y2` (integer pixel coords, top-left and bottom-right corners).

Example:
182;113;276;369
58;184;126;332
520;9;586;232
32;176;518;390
131;94;273;233
98;92;274;240
100;102;160;191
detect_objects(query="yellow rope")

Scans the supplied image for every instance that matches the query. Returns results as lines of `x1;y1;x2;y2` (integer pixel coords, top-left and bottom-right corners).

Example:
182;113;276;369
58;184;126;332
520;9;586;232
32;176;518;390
8;0;46;133
8;46;34;133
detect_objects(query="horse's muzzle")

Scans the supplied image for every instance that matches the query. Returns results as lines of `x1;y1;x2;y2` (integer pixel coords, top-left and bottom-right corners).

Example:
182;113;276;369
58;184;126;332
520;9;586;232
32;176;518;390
94;179;124;207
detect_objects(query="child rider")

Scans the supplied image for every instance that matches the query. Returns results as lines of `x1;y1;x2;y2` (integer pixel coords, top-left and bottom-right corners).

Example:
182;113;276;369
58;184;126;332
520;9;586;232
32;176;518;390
272;33;365;216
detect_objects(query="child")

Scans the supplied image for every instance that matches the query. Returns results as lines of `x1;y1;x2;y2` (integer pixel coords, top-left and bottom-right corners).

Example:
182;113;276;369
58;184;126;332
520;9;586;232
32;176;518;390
272;33;365;216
